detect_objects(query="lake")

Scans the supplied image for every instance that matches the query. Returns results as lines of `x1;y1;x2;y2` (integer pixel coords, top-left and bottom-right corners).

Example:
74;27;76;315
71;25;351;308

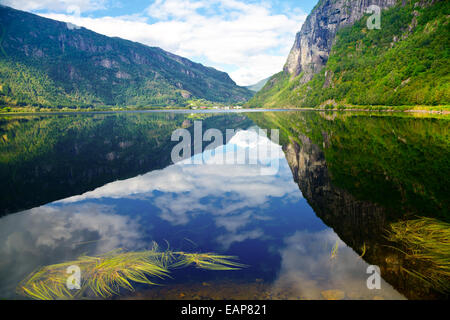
0;110;448;300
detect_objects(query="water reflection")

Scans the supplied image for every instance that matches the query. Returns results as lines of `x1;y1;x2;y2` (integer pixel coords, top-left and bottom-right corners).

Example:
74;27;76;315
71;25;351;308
273;230;403;300
0;113;253;216
1;111;447;300
0;125;403;300
0;204;143;298
251;111;449;299
59;130;294;228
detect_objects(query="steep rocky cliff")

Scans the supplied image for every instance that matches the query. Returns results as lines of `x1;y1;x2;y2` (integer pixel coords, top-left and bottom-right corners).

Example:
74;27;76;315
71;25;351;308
248;0;449;107
285;0;397;82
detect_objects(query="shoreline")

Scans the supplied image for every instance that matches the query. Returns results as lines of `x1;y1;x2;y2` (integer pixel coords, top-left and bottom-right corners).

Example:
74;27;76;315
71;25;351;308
0;106;449;115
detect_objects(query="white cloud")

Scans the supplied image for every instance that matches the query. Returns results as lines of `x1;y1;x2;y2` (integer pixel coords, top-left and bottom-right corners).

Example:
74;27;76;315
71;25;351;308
1;0;107;13
31;0;307;85
147;0;207;20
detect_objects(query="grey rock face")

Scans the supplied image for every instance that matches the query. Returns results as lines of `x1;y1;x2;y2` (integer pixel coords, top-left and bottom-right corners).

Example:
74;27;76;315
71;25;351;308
283;134;443;300
284;134;388;243
284;0;397;82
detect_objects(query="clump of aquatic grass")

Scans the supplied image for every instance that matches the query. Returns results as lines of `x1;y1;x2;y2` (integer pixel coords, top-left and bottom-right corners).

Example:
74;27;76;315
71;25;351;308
19;262;82;300
17;243;247;300
87;249;170;298
385;217;450;293
18;247;170;300
171;253;247;270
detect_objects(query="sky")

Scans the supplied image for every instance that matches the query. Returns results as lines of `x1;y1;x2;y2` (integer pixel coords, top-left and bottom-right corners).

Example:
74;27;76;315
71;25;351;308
0;0;318;86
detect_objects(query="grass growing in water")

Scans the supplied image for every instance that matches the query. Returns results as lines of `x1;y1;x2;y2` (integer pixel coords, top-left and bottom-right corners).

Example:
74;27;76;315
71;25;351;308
17;243;247;300
386;217;450;293
171;253;247;270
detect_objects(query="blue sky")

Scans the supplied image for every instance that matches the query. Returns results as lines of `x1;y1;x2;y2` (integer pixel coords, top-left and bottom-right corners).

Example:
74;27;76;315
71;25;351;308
1;0;318;85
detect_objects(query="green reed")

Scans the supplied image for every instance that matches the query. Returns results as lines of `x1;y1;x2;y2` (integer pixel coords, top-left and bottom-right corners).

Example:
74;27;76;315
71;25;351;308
17;243;247;300
171;253;248;270
386;217;450;293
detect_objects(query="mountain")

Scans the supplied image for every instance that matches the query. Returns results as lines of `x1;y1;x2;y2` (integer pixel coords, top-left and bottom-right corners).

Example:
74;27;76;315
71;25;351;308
0;5;252;109
248;0;449;108
245;77;270;92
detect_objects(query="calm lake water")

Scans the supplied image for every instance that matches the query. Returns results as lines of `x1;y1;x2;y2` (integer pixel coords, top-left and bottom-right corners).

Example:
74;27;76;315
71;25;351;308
0;111;448;300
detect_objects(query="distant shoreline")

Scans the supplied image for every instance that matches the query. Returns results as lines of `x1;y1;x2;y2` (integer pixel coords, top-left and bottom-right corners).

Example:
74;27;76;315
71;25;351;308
1;106;449;115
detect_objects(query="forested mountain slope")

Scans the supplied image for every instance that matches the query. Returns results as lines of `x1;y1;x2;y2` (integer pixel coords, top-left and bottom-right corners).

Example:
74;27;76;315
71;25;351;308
248;0;449;108
0;5;252;109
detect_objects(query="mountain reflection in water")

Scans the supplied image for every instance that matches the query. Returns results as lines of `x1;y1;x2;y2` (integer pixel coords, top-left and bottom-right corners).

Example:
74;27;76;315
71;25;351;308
0;111;448;300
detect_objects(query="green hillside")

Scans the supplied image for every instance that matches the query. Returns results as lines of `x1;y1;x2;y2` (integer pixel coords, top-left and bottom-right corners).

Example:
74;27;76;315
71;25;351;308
248;0;450;108
0;5;252;110
245;77;270;92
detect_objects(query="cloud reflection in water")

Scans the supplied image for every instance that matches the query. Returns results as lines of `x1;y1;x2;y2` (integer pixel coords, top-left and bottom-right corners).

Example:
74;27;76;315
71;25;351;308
271;230;405;300
0;129;405;299
0;203;143;298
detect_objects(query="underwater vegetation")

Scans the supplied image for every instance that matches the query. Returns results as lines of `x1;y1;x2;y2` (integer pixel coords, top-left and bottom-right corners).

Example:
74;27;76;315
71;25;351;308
386;217;450;293
17;243;247;300
330;240;339;260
